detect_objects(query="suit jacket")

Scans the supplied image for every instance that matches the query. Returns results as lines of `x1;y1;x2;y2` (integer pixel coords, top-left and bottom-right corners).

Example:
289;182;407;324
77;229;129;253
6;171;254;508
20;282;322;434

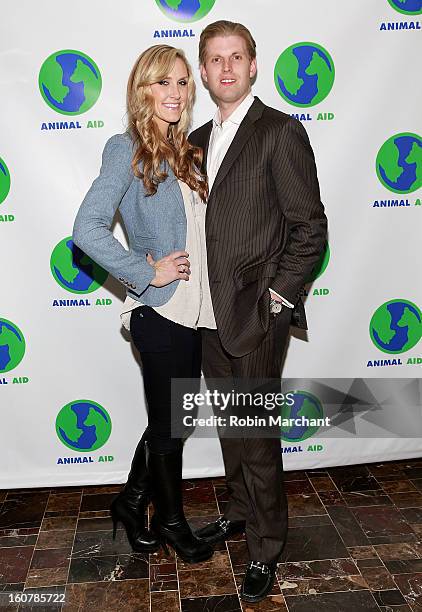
189;97;327;357
73;133;188;307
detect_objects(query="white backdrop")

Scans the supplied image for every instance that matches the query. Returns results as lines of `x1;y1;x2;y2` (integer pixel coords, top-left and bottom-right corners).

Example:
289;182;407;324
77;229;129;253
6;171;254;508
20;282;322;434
0;0;421;488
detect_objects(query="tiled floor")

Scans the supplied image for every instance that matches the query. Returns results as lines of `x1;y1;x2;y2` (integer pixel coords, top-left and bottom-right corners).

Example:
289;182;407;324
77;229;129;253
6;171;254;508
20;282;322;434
1;458;422;611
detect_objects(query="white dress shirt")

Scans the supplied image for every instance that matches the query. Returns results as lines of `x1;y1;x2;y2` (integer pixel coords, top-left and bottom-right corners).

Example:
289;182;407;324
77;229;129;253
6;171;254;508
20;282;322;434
207;92;293;308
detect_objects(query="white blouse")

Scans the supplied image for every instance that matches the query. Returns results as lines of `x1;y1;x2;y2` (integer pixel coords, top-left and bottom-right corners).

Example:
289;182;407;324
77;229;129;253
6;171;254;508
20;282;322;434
120;180;216;331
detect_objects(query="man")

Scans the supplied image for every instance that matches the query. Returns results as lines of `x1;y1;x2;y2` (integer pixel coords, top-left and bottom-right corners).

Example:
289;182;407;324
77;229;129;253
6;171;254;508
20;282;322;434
190;21;327;603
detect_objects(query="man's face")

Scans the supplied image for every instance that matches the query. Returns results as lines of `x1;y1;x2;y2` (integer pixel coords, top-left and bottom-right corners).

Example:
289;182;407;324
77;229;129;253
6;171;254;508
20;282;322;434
200;35;256;108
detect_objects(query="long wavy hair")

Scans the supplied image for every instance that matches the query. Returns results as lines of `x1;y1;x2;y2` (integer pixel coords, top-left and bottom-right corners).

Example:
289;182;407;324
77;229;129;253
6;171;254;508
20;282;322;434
127;45;207;202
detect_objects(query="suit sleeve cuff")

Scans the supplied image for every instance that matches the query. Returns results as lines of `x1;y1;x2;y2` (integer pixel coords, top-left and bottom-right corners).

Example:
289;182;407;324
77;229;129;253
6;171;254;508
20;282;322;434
269;288;294;308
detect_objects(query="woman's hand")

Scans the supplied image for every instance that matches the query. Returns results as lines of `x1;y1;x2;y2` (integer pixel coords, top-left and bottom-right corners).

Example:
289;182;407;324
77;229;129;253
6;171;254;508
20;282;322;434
147;251;191;287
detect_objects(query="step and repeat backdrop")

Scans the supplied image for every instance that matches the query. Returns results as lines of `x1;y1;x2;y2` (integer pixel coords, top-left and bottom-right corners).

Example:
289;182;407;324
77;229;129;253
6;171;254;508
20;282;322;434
1;0;421;488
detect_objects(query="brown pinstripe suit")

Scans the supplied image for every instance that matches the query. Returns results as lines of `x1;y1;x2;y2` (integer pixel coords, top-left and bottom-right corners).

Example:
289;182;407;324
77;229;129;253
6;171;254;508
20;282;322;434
190;97;327;563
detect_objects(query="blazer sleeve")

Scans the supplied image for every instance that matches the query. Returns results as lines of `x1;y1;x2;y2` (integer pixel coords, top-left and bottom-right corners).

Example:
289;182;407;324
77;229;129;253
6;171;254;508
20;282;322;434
72;133;155;296
270;118;327;304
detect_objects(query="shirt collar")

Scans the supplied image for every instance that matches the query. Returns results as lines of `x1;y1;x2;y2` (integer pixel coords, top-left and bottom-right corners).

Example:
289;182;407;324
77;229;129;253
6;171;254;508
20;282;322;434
212;92;255;128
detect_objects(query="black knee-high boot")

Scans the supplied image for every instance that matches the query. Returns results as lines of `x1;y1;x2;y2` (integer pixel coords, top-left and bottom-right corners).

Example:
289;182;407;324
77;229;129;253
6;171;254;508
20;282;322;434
149;447;214;563
110;430;159;552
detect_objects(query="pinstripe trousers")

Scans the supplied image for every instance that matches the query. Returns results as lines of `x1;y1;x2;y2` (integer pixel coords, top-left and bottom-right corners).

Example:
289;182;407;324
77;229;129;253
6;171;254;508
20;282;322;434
201;306;291;564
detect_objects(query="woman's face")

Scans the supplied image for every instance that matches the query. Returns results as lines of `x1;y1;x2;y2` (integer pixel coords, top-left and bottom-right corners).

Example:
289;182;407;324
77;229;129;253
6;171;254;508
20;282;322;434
150;57;189;136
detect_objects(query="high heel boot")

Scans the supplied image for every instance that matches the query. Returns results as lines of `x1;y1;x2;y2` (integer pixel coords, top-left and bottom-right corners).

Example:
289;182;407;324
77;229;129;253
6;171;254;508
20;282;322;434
149;448;214;563
110;430;159;552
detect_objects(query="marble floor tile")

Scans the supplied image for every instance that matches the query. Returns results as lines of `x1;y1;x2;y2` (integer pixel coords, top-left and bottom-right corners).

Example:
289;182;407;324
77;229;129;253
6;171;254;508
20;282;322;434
359;565;397;590
72;529;132;558
372;589;407;607
0;493;49;530
40;516;78;532
68;553;149;584
284;589;380;611
25;566;68;588
380;480;418;494
240;594;287;611
76;516;116;533
0;546;33;584
64;578;150;611
227;541;249;574
279;574;369;596
30;547;71;570
281;524;349;562
288;514;332;529
46;493;81;514
178;551;236;598
317;491;344;506
285;480;315;495
352;506;414;540
35;529;75;550
151;590;181;611
79;493;116;513
392;572;422;609
326;505;370;547
374;542;422;561
412;479;422;492
180;594;241;611
287;494;326;518
390;493;422;508
400;507;422;524
342;491;393;507
277;558;359;581
309;477;337;492
150;561;178;592
0;534;37;548
283;471;309;482
347;545;379;561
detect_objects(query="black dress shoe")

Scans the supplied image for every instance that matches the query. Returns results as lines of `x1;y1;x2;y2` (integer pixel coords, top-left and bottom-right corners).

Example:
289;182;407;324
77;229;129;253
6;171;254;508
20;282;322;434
195;516;245;544
241;561;277;603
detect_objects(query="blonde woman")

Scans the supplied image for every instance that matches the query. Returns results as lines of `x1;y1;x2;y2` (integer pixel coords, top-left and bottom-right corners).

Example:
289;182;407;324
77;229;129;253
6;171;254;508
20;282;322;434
73;45;215;564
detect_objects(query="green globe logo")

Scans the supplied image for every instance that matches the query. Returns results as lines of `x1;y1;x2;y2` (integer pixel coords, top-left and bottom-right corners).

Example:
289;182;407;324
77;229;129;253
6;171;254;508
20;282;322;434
56;400;112;452
387;0;422;15
39;50;102;115
155;0;216;22
280;391;324;443
376;133;422;194
370;299;422;354
0;318;25;373
50;237;108;294
274;42;335;107
0;158;11;205
306;242;330;283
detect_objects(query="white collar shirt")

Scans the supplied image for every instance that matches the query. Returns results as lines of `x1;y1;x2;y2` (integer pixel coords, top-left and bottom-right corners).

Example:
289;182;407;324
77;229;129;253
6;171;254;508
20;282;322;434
207;92;255;192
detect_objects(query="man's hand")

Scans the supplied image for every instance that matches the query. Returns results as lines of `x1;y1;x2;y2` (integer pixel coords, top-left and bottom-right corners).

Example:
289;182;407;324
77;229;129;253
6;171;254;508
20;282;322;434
148;251;191;288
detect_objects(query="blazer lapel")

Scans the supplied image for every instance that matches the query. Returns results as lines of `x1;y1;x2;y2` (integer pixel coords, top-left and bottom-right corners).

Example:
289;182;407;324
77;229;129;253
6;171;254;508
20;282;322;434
166;167;185;217
210;97;265;197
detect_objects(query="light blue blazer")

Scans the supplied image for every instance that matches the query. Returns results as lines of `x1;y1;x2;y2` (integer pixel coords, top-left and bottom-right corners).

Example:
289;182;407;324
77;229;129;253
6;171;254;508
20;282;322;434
73;133;187;306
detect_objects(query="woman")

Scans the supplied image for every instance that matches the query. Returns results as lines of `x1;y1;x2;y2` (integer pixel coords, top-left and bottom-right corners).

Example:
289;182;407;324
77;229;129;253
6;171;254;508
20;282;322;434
73;45;215;564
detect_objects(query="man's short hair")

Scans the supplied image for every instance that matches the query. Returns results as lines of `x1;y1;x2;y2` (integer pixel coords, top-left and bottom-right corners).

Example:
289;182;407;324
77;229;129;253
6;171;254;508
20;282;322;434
199;20;256;65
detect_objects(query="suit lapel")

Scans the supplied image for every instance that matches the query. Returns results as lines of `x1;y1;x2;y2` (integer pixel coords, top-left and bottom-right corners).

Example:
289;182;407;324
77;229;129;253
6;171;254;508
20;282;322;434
210;97;265;197
200;122;213;175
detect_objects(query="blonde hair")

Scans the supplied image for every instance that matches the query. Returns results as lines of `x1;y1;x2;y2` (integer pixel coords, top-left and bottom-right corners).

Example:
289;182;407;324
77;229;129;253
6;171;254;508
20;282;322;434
127;45;207;201
199;20;256;65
